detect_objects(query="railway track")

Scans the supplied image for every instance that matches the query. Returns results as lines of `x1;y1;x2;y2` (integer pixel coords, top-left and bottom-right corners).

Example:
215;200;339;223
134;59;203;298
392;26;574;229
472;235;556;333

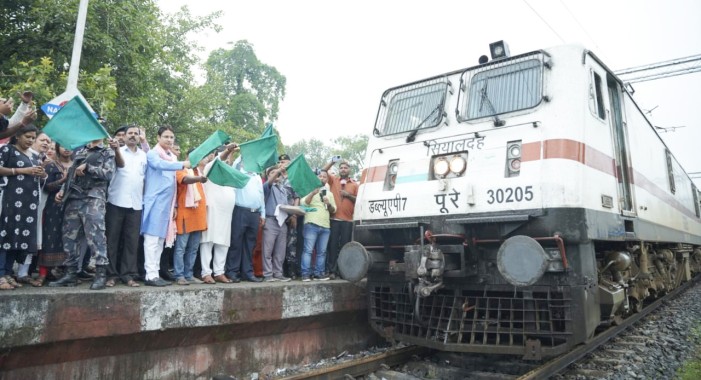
278;277;699;380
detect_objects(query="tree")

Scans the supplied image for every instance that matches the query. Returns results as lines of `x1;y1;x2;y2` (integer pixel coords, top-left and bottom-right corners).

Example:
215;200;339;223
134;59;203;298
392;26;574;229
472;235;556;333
285;138;332;172
203;40;286;136
0;0;221;142
331;134;369;176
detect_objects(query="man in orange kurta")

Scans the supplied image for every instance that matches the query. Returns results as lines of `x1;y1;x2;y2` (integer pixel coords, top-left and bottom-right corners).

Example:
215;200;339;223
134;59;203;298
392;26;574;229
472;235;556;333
173;155;209;285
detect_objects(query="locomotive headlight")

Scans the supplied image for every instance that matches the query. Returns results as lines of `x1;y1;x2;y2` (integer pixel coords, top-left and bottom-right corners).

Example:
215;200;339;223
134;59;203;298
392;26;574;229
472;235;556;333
449;156;467;174
433;158;450;177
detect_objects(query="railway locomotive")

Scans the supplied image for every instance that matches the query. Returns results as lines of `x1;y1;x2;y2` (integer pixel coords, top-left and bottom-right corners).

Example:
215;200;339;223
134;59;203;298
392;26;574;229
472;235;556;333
336;42;701;359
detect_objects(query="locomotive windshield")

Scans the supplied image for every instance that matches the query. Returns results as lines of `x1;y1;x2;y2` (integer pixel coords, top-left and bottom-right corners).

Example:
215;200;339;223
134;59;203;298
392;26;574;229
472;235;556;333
460;57;543;120
379;81;448;136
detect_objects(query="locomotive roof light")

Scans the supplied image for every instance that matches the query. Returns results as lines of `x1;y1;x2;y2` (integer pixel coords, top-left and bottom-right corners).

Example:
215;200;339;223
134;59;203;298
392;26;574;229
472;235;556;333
449;155;467;174
433;157;450;177
489;40;510;60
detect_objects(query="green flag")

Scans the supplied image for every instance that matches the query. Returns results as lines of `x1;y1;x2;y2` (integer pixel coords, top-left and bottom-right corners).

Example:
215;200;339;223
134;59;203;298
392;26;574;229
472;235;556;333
239;134;278;173
42;96;110;149
206;158;251;188
285;155;322;197
189;130;230;166
261;123;274;137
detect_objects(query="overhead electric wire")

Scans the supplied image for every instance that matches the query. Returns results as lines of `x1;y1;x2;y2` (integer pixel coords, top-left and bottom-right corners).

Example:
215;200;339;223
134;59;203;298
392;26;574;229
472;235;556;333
558;0;600;51
522;0;567;44
615;54;701;83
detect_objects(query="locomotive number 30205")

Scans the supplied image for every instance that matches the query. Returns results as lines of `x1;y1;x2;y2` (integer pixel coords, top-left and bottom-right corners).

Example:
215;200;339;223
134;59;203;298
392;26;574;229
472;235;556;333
486;186;534;204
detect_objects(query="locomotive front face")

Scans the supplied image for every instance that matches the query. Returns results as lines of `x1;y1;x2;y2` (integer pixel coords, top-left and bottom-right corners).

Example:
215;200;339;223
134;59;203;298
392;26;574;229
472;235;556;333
341;46;607;359
343;42;701;359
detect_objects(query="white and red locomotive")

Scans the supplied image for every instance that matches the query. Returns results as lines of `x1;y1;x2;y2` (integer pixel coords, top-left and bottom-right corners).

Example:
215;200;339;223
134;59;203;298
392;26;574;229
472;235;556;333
337;42;701;359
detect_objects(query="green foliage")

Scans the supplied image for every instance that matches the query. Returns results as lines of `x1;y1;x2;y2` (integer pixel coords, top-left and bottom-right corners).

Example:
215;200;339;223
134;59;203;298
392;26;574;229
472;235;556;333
330;134;369;175
284;134;369;178
677;325;701;380
204;40;286;135
285;138;332;172
0;1;288;155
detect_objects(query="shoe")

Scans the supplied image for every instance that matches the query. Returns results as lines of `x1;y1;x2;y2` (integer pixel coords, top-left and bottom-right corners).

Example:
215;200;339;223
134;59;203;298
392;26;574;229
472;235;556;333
214;274;233;283
316;275;330;281
230;276;241;283
329;273;337;280
48;268;79;287
301;276;311;282
273;275;291;282
77;270;94;280
246;276;263;283
188;277;204;284
144;277;172;287
176;278;190;286
90;266;108;290
264;276;278;282
160;271;176;282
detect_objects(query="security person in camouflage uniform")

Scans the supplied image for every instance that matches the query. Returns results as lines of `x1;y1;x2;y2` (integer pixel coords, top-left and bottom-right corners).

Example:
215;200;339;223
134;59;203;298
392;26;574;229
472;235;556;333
49;139;116;290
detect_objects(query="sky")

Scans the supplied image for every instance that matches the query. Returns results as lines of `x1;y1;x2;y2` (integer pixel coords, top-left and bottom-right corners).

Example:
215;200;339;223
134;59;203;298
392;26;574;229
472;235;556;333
157;0;701;175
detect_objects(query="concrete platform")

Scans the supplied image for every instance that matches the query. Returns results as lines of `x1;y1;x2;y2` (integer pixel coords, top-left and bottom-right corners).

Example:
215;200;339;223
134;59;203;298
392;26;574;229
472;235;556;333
0;279;377;379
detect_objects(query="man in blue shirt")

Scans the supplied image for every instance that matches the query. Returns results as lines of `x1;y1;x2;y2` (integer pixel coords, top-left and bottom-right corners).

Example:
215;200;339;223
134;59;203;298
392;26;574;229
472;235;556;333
225;158;265;282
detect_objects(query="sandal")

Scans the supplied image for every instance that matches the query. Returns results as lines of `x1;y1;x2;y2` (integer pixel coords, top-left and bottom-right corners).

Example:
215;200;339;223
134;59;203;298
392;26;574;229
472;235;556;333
18;276;33;285
202;275;216;284
126;279;140;287
30;276;46;287
6;276;21;288
105;278;116;287
0;277;14;290
214;274;233;283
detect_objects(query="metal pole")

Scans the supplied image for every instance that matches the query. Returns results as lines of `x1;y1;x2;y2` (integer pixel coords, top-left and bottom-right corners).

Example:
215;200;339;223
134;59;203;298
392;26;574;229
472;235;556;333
66;0;89;91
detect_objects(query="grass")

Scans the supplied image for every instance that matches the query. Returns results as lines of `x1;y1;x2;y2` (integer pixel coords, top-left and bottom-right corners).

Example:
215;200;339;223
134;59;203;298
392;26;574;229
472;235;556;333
676;325;701;380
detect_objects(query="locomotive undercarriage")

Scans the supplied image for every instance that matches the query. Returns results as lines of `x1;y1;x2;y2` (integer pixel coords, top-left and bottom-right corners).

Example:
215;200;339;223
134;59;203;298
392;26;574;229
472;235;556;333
346;208;701;359
595;242;701;324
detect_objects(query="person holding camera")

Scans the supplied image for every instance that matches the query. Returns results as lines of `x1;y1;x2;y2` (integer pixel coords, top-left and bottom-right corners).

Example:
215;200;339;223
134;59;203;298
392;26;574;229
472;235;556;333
299;169;336;281
322;157;358;279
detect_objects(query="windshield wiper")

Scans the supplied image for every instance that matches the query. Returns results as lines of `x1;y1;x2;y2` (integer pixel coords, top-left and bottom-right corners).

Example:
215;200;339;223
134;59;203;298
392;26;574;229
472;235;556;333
479;84;505;127
406;105;443;143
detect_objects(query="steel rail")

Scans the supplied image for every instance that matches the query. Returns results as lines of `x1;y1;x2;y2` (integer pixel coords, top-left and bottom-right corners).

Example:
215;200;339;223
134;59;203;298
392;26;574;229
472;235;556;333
276;346;432;380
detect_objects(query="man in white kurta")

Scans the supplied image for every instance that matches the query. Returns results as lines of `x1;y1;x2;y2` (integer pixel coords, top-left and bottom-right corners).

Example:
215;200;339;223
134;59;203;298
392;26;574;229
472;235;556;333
199;143;239;283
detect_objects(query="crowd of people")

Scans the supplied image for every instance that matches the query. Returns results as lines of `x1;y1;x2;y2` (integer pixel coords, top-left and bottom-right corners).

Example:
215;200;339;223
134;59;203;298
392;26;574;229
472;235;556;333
0;92;359;290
